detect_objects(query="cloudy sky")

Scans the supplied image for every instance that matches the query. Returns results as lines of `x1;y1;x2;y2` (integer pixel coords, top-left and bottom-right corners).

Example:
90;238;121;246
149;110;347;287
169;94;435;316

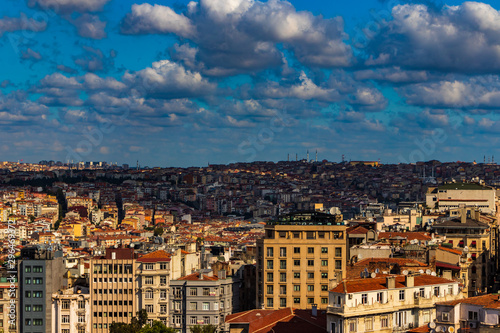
1;0;499;167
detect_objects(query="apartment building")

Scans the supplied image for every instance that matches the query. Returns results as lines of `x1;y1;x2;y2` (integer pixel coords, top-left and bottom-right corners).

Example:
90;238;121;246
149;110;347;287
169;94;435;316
0;276;18;332
426;183;496;214
51;286;91;333
89;248;136;333
170;270;235;333
136;250;171;327
327;274;463;333
18;246;65;333
436;294;500;332
256;211;347;310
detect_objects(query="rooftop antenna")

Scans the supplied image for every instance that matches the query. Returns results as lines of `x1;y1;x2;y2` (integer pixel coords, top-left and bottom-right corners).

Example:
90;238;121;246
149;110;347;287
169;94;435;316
307;150;309;162
342;154;345;163
315;150;318;162
136;160;139;171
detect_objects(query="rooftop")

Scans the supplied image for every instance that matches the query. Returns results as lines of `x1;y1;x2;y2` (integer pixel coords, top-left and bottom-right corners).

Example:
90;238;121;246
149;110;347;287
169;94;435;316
267;211;343;226
438;183;491;190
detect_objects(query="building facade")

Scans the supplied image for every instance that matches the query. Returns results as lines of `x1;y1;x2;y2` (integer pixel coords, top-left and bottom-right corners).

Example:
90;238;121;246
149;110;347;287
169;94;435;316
256;211;347;310
51;286;91;333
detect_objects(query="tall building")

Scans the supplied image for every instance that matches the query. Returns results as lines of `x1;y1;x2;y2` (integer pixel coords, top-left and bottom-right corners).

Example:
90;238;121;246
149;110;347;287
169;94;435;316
51;286;91;333
136;250;171;327
89;248;136;333
170;270;235;333
256;211;347;310
18;246;65;333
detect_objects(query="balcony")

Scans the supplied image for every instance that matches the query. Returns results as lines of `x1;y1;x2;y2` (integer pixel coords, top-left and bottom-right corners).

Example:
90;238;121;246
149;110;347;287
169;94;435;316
326;305;344;314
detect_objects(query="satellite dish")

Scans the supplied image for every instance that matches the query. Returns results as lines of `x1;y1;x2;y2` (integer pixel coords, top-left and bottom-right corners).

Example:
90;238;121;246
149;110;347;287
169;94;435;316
375;268;380;273
364;268;369;273
448;327;455;333
464;246;469;253
429;322;437;329
426;269;432;275
371;273;377;278
403;270;408;276
431;272;437;276
419;270;424;274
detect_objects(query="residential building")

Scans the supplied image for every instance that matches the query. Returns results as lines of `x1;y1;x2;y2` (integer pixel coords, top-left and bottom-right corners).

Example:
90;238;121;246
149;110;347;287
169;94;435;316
89;248;136;333
327;274;463;333
136;250;171;327
170;270;235;333
257;211;347;310
18;246;66;333
51;286;91;333
426;183;496;214
0;276;18;332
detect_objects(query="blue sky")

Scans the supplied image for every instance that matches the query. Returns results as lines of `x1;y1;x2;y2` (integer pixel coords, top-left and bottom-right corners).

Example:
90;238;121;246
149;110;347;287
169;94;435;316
1;0;499;167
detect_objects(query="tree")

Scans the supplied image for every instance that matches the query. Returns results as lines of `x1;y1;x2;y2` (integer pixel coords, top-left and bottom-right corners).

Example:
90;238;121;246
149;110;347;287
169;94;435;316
189;324;217;333
139;321;177;333
154;227;164;237
109;310;149;333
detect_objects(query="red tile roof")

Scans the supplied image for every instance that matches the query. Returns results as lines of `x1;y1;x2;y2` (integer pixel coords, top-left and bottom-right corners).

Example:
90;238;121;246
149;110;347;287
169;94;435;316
137;250;171;262
177;272;219;281
438;246;462;255
347;226;369;234
437;294;500;309
331;275;455;293
379;232;431;241
408;324;431;333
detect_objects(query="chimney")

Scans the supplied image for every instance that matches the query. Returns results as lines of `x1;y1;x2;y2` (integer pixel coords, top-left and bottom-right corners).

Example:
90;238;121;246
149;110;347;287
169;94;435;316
405;275;414;288
386;276;396;289
311;304;317;317
460;206;467;224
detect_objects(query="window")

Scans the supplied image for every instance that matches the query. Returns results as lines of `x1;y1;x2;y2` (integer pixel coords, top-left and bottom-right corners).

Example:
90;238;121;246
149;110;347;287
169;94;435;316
321;272;328;279
307;247;314;254
321;260;328;266
307;232;315;239
279;231;286;238
308;298;314;304
307;272;314;279
294;298;300;304
267;260;274;269
25;305;31;312
349;320;356;332
423;311;430;324
25;319;31;326
145;305;154;313
33;266;43;273
442;312;449;322
318;231;325;238
267;230;274;239
25;266;31;273
267;286;273;295
434;287;439;297
280;247;287;257
78;315;85;323
190;317;197;325
267;298;273;307
280;273;286;282
267;273;273;282
321;247;328;254
33;305;42;312
335;247;342;257
279;285;287;295
190;288;198;296
160;263;168;270
293;247;300;254
335;260;342;270
419;288;425;298
321;285;328;291
381;316;388;328
145;290;153;299
25;278;31;285
25;291;31;298
365;317;373;331
448;285;453;295
395;311;407;327
145;277;153;285
468;311;478;321
267;247;274;257
144;263;154;270
203;288;210;296
280;260;286;269
399;290;405;301
202;302;210;311
361;294;368;304
190;302;198;310
293;232;300;239
307;285;314;291
294;272;300;279
377;292;383;303
307;260;314;266
321;297;328;304
294;260;300;266
280;298;286;307
294;285;300;292
62;315;70;323
62;300;69;309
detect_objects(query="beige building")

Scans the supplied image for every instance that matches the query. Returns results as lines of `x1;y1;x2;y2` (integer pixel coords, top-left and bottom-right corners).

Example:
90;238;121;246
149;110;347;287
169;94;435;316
327;274;463;333
89;248;136;333
426;183;496;214
136;250;171;327
257;211;347;310
51;286;91;333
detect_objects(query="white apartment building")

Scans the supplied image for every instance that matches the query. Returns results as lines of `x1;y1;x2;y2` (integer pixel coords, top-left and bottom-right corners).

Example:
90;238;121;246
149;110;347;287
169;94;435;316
51;286;91;333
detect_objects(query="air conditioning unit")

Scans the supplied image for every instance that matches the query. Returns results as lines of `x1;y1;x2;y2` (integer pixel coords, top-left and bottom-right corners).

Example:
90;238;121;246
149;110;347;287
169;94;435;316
469;322;477;329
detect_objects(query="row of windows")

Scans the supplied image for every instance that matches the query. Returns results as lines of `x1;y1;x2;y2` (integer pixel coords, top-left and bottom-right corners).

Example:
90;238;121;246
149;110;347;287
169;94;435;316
25;305;43;312
24;319;43;326
142;263;168;270
266;247;342;257
268;231;344;240
61;315;85;323
183;287;224;296
93;277;133;283
93;312;133;317
93;264;133;274
25;291;43;298
24;266;43;273
25;278;43;285
266;272;331;282
187;316;219;325
266;284;329;294
61;300;86;309
93;300;133;306
93;289;133;294
266;259;342;270
267;297;328;307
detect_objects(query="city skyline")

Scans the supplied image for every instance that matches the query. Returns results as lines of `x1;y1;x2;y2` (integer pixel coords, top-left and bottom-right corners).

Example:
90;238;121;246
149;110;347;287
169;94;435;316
1;0;500;167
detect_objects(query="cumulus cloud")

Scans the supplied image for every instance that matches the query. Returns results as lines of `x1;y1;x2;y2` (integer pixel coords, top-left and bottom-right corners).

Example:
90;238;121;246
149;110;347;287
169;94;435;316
121;0;352;75
73;46;116;73
70;14;107;39
366;2;500;73
27;0;111;14
348;87;388;112
0;14;47;36
0;91;49;125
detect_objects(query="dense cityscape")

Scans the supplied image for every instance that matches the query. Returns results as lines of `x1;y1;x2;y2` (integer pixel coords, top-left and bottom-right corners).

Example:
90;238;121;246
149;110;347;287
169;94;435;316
0;159;498;332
